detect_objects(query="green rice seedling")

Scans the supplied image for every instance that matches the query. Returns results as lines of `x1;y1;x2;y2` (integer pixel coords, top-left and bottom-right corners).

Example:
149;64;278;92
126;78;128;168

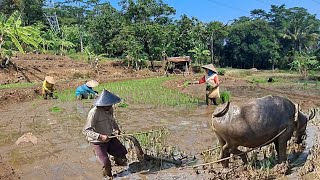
220;91;231;104
97;77;199;106
56;77;199;106
134;128;170;157
118;102;129;108
218;69;226;76
56;89;76;102
50;106;62;113
252;78;266;84
183;81;191;87
0;82;36;89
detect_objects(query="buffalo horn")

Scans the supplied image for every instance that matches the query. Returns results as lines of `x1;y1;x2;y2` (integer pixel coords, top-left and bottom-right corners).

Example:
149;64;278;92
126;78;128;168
213;101;231;118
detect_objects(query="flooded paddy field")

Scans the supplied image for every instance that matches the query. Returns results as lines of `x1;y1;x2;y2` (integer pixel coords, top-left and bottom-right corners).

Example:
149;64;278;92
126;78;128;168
1;66;320;179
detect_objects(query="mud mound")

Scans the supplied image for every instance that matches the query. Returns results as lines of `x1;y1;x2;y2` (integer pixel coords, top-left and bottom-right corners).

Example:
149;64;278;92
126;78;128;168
0;162;20;180
0;88;39;106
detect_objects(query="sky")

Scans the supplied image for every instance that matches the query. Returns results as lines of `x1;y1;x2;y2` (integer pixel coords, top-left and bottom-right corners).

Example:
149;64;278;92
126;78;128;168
107;0;320;23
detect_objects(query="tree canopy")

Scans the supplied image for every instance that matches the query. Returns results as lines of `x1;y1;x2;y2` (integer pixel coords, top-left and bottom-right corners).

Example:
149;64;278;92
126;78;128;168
0;1;319;72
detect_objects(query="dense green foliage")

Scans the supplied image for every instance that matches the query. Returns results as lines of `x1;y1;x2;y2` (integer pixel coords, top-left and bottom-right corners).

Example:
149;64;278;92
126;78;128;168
0;1;319;73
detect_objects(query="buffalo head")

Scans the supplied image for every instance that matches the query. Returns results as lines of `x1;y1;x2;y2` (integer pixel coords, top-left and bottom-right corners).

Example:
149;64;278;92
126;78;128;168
294;109;316;144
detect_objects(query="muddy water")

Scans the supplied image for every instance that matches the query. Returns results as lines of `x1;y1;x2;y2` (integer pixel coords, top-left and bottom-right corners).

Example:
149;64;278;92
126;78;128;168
1;96;318;180
116;103;217;155
287;125;317;180
0;100;218;180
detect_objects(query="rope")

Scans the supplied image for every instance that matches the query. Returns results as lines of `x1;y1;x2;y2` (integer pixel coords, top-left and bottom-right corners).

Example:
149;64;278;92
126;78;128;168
193;146;220;156
108;129;164;139
191;101;301;168
188;127;288;168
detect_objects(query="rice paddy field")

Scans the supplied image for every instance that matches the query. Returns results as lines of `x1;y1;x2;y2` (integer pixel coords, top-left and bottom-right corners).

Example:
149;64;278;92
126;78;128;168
1;57;320;179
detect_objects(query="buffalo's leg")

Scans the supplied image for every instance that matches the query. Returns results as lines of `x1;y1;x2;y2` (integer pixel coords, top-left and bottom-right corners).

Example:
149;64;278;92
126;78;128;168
220;144;231;168
230;148;248;165
216;134;230;168
277;140;287;162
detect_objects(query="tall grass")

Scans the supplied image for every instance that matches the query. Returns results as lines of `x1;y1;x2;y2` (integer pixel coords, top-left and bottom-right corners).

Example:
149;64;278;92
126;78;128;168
57;77;200;106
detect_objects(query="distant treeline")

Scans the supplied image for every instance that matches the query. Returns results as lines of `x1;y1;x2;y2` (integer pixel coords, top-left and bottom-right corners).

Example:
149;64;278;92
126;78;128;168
0;0;319;72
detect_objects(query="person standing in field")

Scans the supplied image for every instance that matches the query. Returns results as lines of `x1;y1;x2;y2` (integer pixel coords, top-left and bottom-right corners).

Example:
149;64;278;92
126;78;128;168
83;89;127;179
42;76;56;99
75;80;99;100
191;64;220;105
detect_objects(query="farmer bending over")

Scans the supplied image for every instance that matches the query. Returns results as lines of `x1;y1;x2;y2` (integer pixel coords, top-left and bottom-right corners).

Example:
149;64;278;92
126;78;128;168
75;80;99;100
42;76;56;99
83;89;127;179
191;64;220;105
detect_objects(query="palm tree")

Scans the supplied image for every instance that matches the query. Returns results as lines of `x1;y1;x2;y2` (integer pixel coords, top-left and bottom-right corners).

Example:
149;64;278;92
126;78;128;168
281;8;320;53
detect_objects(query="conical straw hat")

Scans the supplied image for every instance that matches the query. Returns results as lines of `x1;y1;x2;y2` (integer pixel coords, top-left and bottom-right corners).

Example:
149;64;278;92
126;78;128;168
45;76;55;84
93;89;121;106
201;64;217;73
86;80;99;88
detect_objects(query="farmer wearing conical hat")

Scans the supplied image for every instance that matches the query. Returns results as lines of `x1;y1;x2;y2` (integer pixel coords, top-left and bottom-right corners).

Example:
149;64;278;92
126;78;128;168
191;64;220;105
83;89;127;179
42;76;56;100
75;80;99;100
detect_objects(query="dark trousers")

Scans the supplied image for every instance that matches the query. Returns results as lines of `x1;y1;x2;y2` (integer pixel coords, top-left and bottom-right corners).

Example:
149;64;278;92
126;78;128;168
43;91;54;99
92;138;127;177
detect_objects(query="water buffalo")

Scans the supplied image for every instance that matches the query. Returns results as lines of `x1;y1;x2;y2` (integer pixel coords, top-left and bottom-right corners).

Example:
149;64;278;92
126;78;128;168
211;95;316;168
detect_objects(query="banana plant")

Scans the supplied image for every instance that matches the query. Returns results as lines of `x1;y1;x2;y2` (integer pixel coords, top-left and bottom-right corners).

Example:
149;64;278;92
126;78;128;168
188;46;210;65
0;11;43;60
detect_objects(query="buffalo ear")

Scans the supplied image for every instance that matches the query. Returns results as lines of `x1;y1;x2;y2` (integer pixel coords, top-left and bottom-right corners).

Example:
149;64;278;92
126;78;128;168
308;109;316;121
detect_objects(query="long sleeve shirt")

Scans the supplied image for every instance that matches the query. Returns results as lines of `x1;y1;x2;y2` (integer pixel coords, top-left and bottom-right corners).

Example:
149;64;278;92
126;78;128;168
199;74;219;86
42;80;54;93
82;106;119;143
75;84;97;96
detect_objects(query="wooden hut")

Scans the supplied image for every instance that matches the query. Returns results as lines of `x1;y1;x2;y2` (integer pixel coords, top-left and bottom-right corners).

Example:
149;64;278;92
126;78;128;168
165;56;192;75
